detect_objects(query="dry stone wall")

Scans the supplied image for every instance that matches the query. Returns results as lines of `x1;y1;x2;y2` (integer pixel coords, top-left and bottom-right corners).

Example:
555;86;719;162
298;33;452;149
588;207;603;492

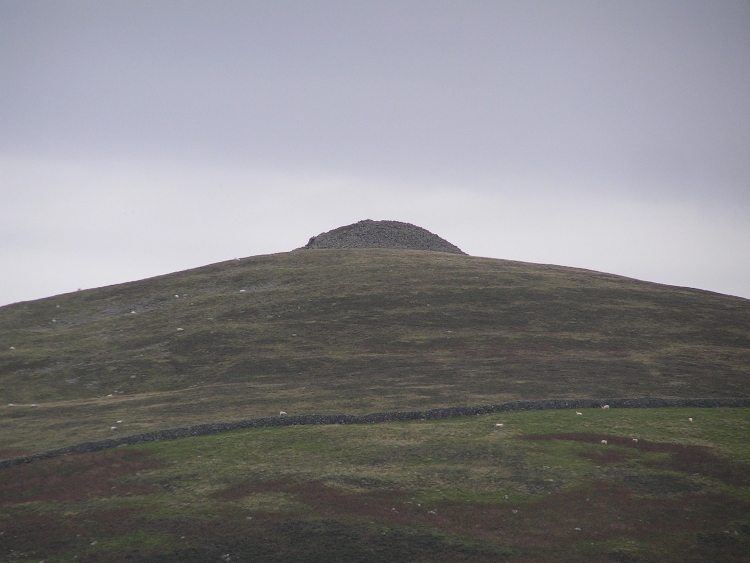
2;397;749;468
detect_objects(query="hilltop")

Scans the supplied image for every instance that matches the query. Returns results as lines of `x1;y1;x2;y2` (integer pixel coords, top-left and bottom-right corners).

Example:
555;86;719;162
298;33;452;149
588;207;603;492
301;219;466;254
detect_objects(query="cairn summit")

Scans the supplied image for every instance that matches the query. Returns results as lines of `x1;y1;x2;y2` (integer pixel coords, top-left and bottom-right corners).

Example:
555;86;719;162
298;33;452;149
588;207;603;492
301;220;466;254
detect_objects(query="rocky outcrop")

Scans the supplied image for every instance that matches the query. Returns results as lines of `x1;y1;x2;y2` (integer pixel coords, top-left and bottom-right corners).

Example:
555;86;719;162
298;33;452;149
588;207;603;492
301;220;466;254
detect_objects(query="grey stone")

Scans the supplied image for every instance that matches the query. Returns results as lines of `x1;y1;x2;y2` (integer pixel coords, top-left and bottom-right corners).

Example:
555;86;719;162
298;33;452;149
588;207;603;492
300;220;466;254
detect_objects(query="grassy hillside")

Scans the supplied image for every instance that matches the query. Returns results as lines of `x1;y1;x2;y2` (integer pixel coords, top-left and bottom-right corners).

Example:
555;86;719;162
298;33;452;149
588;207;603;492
2;407;748;562
1;249;749;451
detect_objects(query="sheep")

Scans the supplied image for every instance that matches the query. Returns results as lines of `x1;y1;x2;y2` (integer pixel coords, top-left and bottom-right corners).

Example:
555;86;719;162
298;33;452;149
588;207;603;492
688;417;693;422
9;346;15;350
575;411;582;415
632;438;638;442
601;439;608;445
279;411;287;416
177;327;184;331
602;405;610;409
495;423;504;427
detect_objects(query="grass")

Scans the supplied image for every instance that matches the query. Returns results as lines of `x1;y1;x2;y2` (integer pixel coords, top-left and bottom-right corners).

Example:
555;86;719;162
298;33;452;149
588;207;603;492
1;249;749;452
2;248;748;560
1;407;748;562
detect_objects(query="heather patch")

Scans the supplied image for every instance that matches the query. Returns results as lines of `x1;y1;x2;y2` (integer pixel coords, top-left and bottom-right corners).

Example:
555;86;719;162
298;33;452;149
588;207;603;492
1;408;748;562
524;433;750;486
0;448;163;505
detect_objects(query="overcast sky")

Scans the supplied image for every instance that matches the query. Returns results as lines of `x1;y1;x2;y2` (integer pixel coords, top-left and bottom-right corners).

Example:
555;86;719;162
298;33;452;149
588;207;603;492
1;0;749;305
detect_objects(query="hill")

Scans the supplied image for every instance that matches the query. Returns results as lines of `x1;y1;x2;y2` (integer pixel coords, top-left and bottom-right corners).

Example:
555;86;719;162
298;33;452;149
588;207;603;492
1;246;749;451
2;235;750;562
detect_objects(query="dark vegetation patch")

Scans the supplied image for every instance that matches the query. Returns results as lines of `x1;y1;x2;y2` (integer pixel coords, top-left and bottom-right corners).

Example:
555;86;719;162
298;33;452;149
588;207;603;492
525;433;750;486
0;505;507;563
209;476;750;559
621;473;704;496
0;449;162;504
2;485;747;563
0;508;148;562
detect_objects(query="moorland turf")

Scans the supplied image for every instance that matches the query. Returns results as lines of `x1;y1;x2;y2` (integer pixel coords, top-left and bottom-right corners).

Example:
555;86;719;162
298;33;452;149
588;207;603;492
1;248;749;451
1;247;749;561
1;407;748;562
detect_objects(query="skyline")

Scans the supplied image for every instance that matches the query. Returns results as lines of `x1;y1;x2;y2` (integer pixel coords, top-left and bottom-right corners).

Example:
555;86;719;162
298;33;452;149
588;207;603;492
1;0;749;305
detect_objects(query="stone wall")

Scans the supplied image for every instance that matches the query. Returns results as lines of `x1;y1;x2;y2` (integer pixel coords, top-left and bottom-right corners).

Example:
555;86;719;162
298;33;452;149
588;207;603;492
2;397;749;469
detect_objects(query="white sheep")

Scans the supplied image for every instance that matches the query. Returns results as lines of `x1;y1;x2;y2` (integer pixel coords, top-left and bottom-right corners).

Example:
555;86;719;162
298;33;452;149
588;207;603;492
279;411;287;415
575;412;582;415
602;405;610;409
688;417;693;422
601;439;608;445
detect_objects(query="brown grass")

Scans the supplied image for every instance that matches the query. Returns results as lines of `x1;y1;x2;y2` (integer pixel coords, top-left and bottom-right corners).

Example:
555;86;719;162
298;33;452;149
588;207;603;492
0;448;163;504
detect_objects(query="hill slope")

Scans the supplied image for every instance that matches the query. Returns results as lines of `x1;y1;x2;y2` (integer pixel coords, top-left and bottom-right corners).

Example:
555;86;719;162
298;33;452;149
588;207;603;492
1;248;749;450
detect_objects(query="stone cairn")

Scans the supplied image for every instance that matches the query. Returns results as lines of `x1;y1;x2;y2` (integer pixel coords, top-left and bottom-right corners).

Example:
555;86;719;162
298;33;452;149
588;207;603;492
301;219;466;254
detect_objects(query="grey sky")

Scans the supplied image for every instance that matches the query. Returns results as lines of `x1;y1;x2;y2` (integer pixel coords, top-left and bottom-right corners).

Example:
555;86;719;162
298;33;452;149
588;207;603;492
1;0;749;304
